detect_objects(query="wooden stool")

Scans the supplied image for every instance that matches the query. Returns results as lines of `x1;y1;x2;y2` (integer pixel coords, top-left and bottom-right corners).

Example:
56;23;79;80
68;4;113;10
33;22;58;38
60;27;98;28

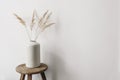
16;63;48;80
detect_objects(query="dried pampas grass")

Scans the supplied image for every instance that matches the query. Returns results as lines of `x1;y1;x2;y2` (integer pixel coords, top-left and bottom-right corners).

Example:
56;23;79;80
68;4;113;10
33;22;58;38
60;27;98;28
14;10;55;41
13;13;26;26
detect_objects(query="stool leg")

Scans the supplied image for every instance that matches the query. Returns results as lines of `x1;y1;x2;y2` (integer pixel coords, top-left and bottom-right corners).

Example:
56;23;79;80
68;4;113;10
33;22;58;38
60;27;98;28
40;72;46;80
27;74;32;80
20;74;25;80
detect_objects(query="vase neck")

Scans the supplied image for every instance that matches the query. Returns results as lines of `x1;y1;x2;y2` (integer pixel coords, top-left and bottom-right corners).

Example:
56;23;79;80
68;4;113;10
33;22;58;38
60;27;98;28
30;40;36;42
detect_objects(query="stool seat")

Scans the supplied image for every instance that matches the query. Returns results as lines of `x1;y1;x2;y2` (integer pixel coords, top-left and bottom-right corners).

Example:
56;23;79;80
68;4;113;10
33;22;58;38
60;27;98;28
16;63;48;74
16;63;48;80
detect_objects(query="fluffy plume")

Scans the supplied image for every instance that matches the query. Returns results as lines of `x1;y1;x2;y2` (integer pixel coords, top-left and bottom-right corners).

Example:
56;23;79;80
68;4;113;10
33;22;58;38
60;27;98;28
14;10;55;41
14;13;26;26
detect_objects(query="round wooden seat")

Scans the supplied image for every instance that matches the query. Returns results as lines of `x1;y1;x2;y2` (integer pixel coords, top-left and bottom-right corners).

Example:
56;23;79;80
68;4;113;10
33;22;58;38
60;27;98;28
16;63;48;80
16;63;48;74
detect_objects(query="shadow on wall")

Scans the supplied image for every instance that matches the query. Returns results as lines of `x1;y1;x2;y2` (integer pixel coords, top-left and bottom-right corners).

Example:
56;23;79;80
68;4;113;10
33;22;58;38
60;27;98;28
42;16;72;80
43;45;72;80
49;50;70;80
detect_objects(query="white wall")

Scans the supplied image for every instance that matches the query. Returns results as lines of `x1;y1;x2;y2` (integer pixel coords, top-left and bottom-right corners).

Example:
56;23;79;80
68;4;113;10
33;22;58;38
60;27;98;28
0;0;119;80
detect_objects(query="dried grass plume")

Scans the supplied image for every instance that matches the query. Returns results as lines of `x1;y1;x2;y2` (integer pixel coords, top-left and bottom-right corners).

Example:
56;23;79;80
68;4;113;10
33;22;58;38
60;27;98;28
14;10;55;41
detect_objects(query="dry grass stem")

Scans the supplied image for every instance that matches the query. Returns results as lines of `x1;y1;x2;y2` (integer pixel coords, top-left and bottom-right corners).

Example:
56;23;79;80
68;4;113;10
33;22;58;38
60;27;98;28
42;12;52;26
30;10;36;30
14;10;55;41
46;12;52;20
42;10;49;19
14;13;26;26
42;23;55;31
38;10;48;26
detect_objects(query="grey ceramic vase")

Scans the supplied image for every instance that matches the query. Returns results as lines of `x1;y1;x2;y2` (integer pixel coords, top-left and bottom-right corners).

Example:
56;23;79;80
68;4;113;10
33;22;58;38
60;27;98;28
26;41;40;68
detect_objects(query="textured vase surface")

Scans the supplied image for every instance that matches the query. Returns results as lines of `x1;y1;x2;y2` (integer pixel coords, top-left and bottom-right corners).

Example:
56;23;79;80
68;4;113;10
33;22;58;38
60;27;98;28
26;41;40;68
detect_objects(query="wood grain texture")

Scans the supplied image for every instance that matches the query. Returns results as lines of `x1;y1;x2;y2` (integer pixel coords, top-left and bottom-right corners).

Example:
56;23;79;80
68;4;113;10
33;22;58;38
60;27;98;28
40;72;46;80
16;63;48;74
20;74;25;80
27;74;32;80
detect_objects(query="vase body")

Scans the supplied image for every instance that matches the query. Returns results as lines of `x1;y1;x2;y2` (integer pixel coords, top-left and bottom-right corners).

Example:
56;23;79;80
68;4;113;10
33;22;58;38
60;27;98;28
26;41;40;68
